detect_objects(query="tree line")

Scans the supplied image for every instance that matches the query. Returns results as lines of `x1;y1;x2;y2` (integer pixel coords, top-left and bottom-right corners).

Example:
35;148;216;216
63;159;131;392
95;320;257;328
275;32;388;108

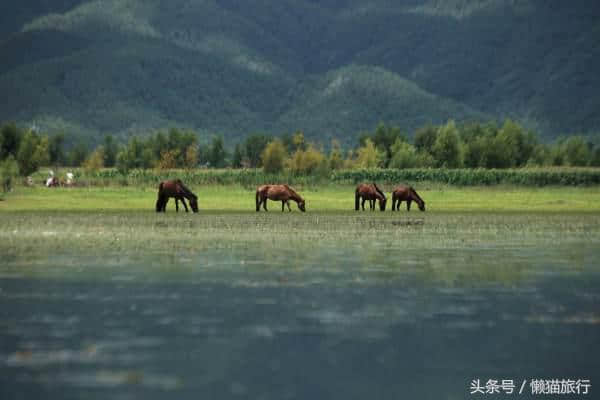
2;119;600;189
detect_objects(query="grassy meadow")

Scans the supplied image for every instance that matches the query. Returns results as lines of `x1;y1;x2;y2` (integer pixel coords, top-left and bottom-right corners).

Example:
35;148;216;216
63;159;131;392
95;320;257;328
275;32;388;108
2;184;600;269
2;184;600;213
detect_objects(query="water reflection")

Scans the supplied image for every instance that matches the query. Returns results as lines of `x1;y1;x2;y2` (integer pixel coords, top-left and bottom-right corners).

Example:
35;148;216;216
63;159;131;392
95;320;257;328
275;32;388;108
1;243;599;399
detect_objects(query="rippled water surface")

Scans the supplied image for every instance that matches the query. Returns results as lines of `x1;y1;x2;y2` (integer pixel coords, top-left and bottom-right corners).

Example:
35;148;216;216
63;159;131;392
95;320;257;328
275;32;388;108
1;212;599;399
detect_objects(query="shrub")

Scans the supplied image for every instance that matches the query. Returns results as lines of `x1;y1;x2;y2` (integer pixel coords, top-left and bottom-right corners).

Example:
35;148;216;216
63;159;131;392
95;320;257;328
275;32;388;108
355;138;384;168
82;146;105;172
156;149;179;170
261;139;287;173
288;144;327;175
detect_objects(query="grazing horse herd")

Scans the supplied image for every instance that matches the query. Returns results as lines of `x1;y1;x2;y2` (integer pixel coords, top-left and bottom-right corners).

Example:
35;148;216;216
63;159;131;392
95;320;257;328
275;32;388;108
156;180;425;213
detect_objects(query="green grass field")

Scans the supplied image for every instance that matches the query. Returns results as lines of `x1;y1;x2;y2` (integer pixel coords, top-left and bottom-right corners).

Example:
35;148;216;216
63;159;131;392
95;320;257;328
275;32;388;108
2;184;600;212
2;185;600;268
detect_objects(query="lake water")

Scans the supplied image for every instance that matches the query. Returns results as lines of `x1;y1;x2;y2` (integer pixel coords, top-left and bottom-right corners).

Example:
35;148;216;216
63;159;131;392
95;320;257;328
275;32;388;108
1;213;599;399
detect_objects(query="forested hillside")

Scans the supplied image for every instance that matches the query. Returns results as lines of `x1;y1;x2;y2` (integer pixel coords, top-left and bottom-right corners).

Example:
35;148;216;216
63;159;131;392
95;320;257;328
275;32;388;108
0;0;598;144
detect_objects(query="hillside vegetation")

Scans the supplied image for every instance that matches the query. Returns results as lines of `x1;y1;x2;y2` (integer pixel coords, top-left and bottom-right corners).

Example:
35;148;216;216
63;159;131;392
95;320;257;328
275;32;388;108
0;0;598;143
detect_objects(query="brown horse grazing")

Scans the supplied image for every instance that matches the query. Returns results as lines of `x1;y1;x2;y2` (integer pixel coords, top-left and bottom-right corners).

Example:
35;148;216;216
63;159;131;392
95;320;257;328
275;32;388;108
391;185;425;212
156;179;199;213
355;183;387;211
256;184;306;212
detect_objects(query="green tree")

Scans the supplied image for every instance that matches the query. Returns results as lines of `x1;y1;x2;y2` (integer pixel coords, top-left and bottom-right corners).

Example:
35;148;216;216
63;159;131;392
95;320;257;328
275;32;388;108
373;123;403;166
103;135;118;167
460;122;498;168
184;145;198;169
590;146;600;167
413;124;438;155
389;138;433;168
432;120;462;168
486;134;513;168
548;142;566;166
527;143;551;166
68;142;89;167
116;137;144;172
17;130;49;175
156;128;197;167
463;135;486;168
281;133;294;153
591;146;600;167
208;136;227;168
232;143;243;168
328;139;344;170
152;132;169;161
261;139;287;173
167;128;184;154
358;123;403;167
561;136;591;166
33;135;50;167
1;122;22;160
355;138;383;168
292;131;307;152
1;155;19;192
493;119;536;167
244;134;271;167
49;133;66;166
459;122;487;143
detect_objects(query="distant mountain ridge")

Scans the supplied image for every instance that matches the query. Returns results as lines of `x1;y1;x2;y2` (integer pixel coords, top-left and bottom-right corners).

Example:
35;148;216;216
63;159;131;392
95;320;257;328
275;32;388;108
0;0;598;144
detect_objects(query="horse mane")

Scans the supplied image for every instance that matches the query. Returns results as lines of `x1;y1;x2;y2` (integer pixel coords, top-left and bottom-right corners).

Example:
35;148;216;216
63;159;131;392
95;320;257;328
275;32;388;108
176;180;197;200
283;184;303;201
373;183;386;200
410;186;424;204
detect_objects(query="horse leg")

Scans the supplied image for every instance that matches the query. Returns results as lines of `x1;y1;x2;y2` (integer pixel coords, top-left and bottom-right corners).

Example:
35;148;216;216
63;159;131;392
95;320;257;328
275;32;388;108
181;198;189;212
370;199;375;211
392;198;396;211
287;200;291;212
407;200;411;211
263;198;268;211
361;198;366;211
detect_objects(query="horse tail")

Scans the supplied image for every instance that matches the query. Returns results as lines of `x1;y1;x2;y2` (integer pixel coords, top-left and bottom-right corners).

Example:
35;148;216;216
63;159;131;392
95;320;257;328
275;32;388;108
355;187;360;210
256;187;260;211
373;183;386;200
156;182;164;212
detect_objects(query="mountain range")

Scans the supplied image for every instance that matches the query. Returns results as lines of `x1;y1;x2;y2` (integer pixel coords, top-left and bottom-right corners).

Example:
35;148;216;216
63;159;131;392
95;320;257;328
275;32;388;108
1;0;599;145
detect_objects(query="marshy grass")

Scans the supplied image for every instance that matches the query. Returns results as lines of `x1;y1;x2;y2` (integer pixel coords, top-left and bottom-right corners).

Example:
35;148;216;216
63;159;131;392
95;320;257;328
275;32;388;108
2;184;599;286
